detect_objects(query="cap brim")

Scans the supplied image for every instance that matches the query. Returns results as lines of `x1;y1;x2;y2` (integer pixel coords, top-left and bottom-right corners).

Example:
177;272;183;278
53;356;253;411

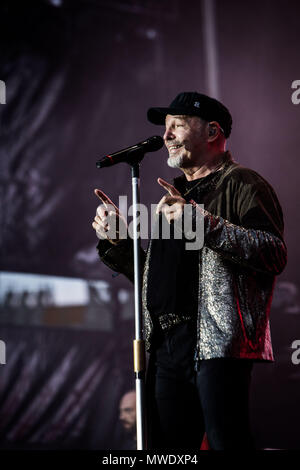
147;107;188;125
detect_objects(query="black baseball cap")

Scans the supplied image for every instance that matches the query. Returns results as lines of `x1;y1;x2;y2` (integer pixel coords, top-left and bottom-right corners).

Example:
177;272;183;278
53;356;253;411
147;91;232;138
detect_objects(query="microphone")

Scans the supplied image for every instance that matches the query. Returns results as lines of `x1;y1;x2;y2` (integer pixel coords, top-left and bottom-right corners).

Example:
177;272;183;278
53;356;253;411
96;135;164;168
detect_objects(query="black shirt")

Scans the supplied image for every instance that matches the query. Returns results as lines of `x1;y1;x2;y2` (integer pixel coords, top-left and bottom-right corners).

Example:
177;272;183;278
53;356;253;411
146;170;224;321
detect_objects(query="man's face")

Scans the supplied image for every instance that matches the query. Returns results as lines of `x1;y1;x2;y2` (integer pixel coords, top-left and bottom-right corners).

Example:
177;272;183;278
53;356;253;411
163;114;207;169
119;392;136;433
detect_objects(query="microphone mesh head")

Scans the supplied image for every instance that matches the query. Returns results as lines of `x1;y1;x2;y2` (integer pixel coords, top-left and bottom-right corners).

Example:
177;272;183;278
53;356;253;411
147;135;164;152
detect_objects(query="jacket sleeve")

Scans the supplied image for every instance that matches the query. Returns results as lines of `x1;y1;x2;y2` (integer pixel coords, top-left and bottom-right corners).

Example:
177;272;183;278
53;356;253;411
190;177;287;275
96;238;146;283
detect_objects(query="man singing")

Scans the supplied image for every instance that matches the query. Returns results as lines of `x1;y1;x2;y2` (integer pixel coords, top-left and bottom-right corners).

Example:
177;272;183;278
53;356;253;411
92;92;287;449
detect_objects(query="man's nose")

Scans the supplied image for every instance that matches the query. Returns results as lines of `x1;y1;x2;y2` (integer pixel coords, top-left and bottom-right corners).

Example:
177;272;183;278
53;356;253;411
163;127;175;142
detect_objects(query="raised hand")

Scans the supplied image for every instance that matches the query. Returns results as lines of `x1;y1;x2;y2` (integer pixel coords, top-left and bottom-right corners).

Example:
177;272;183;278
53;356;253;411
156;178;186;224
92;189;128;244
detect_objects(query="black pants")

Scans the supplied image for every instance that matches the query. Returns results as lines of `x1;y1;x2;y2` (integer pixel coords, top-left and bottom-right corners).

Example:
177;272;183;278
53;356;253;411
152;321;254;450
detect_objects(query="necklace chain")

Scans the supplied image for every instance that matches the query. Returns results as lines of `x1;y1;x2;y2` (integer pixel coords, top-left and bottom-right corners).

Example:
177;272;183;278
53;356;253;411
183;162;225;197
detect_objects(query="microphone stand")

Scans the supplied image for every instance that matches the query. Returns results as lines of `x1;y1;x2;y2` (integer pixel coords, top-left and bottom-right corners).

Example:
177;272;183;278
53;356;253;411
97;144;160;449
130;158;147;450
99;147;146;450
97;149;149;450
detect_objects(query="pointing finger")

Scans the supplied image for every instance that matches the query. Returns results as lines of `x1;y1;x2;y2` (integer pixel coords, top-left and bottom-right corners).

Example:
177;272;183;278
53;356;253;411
94;189;118;213
157;178;180;196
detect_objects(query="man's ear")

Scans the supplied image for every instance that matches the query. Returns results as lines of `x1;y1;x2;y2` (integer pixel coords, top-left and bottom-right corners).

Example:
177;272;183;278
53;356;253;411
208;124;217;137
207;121;222;141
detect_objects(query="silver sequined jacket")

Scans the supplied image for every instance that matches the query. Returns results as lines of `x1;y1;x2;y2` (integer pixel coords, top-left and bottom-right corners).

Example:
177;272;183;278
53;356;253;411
97;162;287;361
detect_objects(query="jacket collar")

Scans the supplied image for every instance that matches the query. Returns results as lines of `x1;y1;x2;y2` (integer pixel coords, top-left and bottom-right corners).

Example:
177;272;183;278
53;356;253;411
172;160;236;194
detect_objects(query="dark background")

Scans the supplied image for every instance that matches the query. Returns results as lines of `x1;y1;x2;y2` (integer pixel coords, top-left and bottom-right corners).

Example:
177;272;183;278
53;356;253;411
0;0;300;449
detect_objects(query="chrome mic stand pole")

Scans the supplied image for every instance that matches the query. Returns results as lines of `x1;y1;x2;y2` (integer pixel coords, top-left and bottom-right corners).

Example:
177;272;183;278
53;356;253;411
130;160;147;450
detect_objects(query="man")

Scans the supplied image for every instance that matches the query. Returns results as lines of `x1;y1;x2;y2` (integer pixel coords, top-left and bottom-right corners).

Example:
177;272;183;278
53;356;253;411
92;92;287;449
118;390;137;450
